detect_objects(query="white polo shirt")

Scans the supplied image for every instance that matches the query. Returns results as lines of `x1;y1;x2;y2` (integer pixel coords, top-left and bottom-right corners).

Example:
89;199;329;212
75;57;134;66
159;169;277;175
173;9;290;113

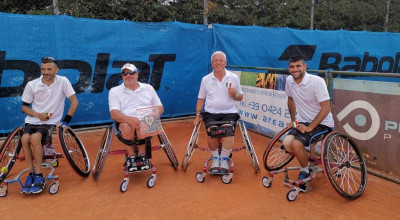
109;82;162;118
22;75;76;125
198;69;243;114
285;72;334;128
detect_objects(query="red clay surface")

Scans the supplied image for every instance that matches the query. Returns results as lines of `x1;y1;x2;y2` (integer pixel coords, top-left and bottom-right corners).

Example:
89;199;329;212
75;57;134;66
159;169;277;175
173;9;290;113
1;118;400;219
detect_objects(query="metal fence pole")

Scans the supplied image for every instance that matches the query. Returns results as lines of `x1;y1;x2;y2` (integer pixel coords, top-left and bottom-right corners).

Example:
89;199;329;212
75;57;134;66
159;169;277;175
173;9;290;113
203;0;208;25
53;0;60;15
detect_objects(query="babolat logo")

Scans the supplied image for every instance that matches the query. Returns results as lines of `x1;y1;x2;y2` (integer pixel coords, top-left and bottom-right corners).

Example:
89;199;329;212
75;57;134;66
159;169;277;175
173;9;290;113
0;51;176;98
279;44;400;73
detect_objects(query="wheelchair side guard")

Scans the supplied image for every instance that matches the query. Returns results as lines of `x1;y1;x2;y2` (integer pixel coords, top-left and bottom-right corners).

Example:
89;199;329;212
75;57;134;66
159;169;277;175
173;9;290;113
207;124;235;138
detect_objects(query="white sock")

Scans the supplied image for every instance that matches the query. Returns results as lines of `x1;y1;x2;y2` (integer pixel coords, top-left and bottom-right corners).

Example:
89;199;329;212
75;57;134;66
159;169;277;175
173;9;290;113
300;165;309;173
220;148;232;158
211;149;219;158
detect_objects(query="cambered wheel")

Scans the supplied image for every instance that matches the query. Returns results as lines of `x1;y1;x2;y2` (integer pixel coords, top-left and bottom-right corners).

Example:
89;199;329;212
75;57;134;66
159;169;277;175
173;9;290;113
92;125;114;180
263;127;294;171
0;127;23;182
321;132;367;200
158;128;179;169
239;121;260;172
58;126;90;177
182;122;201;171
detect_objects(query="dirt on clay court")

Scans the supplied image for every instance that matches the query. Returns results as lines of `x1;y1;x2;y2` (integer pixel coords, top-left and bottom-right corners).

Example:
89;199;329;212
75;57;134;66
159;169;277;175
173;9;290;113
1;118;399;220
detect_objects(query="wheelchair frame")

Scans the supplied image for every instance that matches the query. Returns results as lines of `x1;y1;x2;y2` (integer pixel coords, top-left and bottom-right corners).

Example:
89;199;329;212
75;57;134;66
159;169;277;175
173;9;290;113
91;123;178;192
182;120;259;184
262;126;368;201
0;125;90;196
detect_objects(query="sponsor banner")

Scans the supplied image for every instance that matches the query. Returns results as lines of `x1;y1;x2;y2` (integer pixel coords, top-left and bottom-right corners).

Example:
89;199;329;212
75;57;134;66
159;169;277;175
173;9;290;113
236;71;290;137
0;13;212;133
334;78;400;177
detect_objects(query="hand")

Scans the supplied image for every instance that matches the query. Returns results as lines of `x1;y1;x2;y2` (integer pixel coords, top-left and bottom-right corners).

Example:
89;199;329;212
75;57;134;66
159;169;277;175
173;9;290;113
295;123;312;133
127;116;141;128
61;121;69;128
193;115;201;126
38;113;49;121
228;88;237;98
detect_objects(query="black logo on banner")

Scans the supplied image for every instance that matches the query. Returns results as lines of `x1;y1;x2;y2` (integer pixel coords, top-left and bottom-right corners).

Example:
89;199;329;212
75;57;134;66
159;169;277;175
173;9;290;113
0;51;176;98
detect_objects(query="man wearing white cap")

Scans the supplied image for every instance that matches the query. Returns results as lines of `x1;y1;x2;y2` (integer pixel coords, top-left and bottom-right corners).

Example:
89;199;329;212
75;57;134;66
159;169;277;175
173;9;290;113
108;63;163;172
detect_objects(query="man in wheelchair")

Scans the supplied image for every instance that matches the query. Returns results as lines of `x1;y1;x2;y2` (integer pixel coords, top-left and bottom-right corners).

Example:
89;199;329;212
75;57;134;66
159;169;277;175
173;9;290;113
283;55;334;188
193;51;243;173
109;63;163;172
20;57;78;194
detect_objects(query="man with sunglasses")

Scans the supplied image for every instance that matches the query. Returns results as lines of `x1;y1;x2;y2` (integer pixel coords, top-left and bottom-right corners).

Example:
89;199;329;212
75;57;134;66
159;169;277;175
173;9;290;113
109;63;163;172
20;57;79;194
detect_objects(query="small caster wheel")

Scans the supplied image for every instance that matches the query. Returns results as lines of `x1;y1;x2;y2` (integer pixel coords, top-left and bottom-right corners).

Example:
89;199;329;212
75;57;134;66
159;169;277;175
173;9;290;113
147;176;155;188
48;182;59;195
0;189;7;197
262;176;272;188
221;175;232;184
52;159;59;168
287;189;297;202
196;172;205;183
120;180;128;193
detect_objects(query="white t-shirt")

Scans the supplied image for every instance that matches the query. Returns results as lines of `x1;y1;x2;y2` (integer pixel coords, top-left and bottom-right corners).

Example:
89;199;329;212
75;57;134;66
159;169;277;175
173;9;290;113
285;72;334;128
22;75;76;125
198;69;242;114
108;82;162;118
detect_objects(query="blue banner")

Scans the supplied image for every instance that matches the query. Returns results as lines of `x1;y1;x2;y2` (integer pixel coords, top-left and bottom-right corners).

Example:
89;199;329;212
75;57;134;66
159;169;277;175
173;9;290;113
2;13;400;133
0;13;212;133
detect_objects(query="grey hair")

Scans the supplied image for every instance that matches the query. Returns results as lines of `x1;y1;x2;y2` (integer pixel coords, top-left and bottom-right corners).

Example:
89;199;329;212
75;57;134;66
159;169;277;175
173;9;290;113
211;51;227;62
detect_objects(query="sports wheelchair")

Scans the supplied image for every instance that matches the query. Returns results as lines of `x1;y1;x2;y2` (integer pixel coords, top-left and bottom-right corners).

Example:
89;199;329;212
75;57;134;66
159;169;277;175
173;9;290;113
0;124;90;197
182;120;259;184
262;126;368;201
92;123;178;192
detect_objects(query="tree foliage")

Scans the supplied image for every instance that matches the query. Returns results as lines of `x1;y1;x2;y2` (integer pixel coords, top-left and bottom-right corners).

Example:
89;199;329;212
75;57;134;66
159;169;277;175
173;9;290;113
1;0;400;32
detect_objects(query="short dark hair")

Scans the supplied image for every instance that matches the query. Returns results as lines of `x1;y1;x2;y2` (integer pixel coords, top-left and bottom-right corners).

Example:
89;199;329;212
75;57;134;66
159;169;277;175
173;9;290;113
289;55;305;63
41;56;58;67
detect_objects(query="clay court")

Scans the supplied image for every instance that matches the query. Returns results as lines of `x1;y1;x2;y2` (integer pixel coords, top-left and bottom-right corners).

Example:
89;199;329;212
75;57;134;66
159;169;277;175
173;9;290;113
1;118;399;220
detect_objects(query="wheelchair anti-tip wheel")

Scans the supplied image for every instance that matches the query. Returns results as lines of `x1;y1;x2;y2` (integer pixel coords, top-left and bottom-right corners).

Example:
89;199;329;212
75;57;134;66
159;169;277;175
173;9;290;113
0;127;23;182
182;122;201;171
92;124;114;181
239;121;260;172
263;127;294;171
58;126;90;177
120;179;128;193
321;132;367;200
158;127;179;169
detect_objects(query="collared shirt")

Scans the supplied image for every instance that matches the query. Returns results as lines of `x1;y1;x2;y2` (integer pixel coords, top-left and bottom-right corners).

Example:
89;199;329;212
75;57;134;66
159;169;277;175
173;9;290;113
285;72;334;128
22;75;76;125
108;82;162;118
198;69;243;113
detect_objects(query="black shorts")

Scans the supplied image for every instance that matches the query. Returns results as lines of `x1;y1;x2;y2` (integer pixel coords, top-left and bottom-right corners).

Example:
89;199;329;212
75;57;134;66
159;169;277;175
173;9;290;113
202;112;240;129
23;124;55;144
288;122;332;146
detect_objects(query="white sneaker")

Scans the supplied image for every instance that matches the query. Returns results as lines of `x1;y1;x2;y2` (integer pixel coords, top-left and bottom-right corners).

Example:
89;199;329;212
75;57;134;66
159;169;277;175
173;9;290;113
210;156;220;173
220;157;229;173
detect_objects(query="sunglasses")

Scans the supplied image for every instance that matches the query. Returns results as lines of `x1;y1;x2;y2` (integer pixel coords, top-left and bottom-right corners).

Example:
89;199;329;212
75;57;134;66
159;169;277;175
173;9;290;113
41;56;58;66
121;71;137;76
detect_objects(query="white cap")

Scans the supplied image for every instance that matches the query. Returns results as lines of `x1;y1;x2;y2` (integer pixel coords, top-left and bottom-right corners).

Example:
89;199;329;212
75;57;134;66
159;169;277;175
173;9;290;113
121;63;137;72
